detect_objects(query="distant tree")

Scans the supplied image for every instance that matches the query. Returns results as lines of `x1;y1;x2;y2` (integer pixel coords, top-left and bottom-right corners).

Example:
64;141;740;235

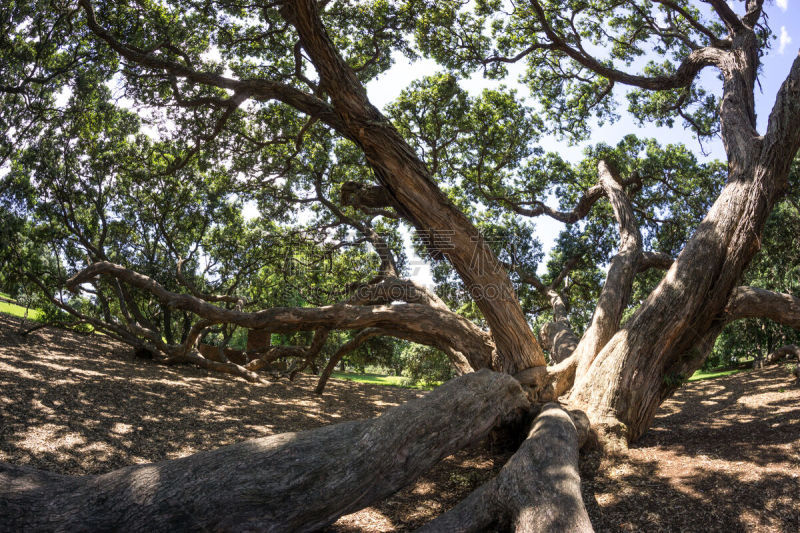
399;343;456;384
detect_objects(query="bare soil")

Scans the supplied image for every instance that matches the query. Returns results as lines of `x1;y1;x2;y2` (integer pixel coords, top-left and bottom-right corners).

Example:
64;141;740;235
1;313;798;532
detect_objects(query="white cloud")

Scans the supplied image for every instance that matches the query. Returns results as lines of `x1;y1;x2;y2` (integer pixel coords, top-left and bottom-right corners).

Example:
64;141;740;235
779;26;792;54
776;0;788;12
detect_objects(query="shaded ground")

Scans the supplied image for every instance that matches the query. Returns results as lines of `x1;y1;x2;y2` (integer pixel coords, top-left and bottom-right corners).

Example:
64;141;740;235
581;368;800;532
0;314;421;474
1;313;798;532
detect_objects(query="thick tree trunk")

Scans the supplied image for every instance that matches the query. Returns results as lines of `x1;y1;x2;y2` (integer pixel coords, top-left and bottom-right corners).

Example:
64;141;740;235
418;404;593;533
569;51;800;442
162;306;173;345
75;0;800;452
280;0;545;373
570;161;642;379
531;160;645;401
569;163;786;439
245;328;270;353
0;370;529;532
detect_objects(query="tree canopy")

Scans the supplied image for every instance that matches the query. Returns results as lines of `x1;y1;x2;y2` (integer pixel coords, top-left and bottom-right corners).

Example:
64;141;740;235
2;1;800;529
3;0;796;381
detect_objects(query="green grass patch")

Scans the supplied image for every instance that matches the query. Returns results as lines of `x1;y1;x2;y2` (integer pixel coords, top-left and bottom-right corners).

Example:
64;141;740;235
330;371;440;390
335;368;745;387
688;368;744;382
333;368;750;387
0;300;43;321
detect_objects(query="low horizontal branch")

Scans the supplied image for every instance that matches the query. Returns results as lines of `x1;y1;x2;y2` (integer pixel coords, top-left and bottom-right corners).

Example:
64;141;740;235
637;251;674;272
68;262;494;370
763;344;800;365
725;286;800;329
1;370;530;531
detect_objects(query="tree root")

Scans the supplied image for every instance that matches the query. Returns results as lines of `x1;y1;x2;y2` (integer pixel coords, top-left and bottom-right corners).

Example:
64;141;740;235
418;403;593;533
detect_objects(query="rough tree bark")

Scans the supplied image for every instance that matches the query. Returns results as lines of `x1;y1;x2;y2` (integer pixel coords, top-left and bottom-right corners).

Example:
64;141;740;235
569;45;800;441
278;0;545;374
72;0;800;441
0;370;529;532
515;258;580;365
418;403;593;533
762;344;800;365
725;286;800;329
519;160;648;402
67;262;496;373
8;1;800;531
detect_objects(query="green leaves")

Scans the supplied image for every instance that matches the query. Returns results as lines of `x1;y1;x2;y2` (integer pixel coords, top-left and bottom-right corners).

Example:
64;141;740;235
1;0;789;370
626;62;719;140
409;0;741;141
388;73;542;194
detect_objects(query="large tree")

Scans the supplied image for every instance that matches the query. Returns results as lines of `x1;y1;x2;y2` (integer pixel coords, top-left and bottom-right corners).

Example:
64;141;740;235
2;0;800;529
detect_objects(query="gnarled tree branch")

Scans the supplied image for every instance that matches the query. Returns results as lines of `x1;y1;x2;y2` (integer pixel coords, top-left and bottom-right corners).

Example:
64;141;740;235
512;259;580;365
495;172;643;224
537;161;645;400
637;251;675;272
724;286;800;329
68;262;495;372
279;0;545;372
571;161;644;376
528;0;725;90
77;0;349;136
0;370;530;532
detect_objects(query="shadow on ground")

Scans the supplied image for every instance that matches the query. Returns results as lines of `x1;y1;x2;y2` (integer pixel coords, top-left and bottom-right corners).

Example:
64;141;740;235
580;365;800;533
2;313;798;532
0;313;421;475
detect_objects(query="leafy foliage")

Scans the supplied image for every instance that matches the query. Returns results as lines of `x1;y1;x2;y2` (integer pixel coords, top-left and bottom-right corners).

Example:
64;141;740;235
0;0;796;382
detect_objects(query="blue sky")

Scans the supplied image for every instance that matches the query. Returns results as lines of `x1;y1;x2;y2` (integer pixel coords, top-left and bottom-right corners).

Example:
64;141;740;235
754;1;798;128
360;1;800;284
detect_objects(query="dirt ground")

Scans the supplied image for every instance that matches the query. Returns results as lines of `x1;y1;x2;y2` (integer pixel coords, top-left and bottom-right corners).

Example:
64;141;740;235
1;313;798;532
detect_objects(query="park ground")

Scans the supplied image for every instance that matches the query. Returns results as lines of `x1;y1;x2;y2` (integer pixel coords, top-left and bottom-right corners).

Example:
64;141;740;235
1;312;798;532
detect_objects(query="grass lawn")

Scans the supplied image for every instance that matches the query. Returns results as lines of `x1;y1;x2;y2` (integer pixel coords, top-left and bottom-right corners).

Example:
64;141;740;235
330;371;440;390
0;299;43;321
331;367;748;388
688;367;744;382
332;368;746;388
